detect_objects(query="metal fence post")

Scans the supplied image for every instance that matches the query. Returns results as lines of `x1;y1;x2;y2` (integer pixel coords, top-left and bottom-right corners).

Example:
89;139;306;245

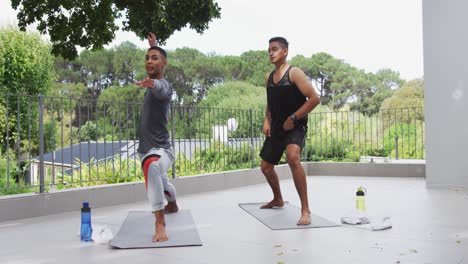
250;109;255;168
171;103;177;179
38;94;45;193
395;135;399;160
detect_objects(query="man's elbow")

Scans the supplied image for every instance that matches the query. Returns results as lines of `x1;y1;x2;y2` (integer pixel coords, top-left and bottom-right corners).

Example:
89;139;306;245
309;96;320;108
314;96;321;107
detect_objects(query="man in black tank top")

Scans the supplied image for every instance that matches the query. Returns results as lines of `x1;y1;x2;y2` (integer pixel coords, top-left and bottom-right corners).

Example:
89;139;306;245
259;37;320;225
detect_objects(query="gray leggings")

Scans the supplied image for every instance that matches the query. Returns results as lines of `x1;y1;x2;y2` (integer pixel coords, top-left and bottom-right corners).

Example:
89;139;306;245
138;147;176;211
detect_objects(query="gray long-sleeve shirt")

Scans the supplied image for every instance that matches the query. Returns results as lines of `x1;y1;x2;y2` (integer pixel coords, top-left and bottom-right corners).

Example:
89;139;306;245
137;78;173;154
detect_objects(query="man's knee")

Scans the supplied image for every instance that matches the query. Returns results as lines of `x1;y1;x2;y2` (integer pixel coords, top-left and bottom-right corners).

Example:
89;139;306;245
261;160;274;175
287;154;301;168
286;144;302;168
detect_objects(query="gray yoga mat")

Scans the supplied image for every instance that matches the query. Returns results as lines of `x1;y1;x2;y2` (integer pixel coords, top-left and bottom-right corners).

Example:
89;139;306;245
239;202;340;230
110;210;202;249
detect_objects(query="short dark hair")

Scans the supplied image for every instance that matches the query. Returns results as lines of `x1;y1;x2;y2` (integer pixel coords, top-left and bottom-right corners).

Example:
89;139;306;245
148;46;167;59
269;37;289;48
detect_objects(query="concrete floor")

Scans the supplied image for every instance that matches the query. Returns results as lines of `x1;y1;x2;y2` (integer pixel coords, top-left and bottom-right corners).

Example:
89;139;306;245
1;176;467;264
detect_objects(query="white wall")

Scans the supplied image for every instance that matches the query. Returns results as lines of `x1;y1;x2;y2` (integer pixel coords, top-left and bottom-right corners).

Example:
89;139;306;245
423;0;468;187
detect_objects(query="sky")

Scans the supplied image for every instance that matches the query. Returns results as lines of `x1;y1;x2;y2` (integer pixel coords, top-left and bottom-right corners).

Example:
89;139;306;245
0;0;423;80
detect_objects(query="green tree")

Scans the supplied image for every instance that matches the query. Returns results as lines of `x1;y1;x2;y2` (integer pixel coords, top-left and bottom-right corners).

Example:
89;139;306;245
166;47;205;104
79;48;115;96
201;81;266;111
12;0;221;60
217;55;243;81
165;48;225;104
45;82;89;123
328;63;357;110
350;69;403;115
165;64;193;104
291;52;344;106
191;55;224;102
381;79;424;123
292;53;403;113
348;69;374;114
381;79;424;110
54;56;83;84
47;82;88;99
98;85;144;139
99;85;144;104
112;41;146;85
199;81;266;138
0;28;54;96
54;41;146;87
239;50;271;86
0;28;54;154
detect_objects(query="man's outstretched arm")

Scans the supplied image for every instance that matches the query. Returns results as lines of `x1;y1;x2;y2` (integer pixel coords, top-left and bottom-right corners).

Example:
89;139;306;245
135;78;172;101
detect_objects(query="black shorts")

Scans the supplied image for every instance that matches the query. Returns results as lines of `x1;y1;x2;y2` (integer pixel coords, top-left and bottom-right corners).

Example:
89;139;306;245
259;126;307;165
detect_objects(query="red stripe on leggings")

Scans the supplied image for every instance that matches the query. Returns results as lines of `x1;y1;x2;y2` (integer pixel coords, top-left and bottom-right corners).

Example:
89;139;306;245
143;156;160;191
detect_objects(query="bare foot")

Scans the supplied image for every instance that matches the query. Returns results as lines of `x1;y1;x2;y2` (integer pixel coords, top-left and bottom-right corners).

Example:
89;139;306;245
297;210;311;225
260;199;284;209
164;201;179;214
153;222;168;242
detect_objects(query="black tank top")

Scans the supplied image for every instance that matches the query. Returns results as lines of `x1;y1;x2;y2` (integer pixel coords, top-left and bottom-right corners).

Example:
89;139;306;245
266;66;307;134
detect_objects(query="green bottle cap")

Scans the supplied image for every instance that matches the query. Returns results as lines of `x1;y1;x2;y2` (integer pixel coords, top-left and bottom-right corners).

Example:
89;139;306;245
356;186;365;196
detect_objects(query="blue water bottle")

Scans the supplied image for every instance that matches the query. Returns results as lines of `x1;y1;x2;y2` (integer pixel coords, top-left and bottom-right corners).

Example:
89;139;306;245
80;202;93;242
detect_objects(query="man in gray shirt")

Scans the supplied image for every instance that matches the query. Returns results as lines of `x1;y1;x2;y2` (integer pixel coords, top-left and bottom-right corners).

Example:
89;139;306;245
135;32;178;242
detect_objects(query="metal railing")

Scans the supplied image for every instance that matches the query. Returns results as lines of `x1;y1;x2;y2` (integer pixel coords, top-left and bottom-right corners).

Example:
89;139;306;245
0;94;425;194
303;108;425;162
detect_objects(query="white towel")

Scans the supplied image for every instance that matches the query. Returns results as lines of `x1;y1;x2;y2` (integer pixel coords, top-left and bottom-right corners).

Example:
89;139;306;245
341;210;392;231
92;224;114;244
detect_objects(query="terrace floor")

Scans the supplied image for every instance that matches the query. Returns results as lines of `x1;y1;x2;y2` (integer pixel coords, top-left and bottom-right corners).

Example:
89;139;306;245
1;175;467;264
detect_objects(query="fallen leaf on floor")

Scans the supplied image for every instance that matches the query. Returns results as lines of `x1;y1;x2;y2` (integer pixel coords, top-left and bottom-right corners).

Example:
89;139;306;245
409;249;418;253
274;245;282;248
277;252;284;256
457;240;461;243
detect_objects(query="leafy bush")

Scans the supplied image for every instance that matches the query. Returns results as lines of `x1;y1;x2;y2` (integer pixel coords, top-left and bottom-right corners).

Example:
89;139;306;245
384;124;424;159
54;157;143;189
0;28;54;156
0;150;35;195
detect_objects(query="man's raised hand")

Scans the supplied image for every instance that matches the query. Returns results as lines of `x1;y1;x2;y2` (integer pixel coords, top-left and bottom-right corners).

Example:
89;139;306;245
148;32;157;47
